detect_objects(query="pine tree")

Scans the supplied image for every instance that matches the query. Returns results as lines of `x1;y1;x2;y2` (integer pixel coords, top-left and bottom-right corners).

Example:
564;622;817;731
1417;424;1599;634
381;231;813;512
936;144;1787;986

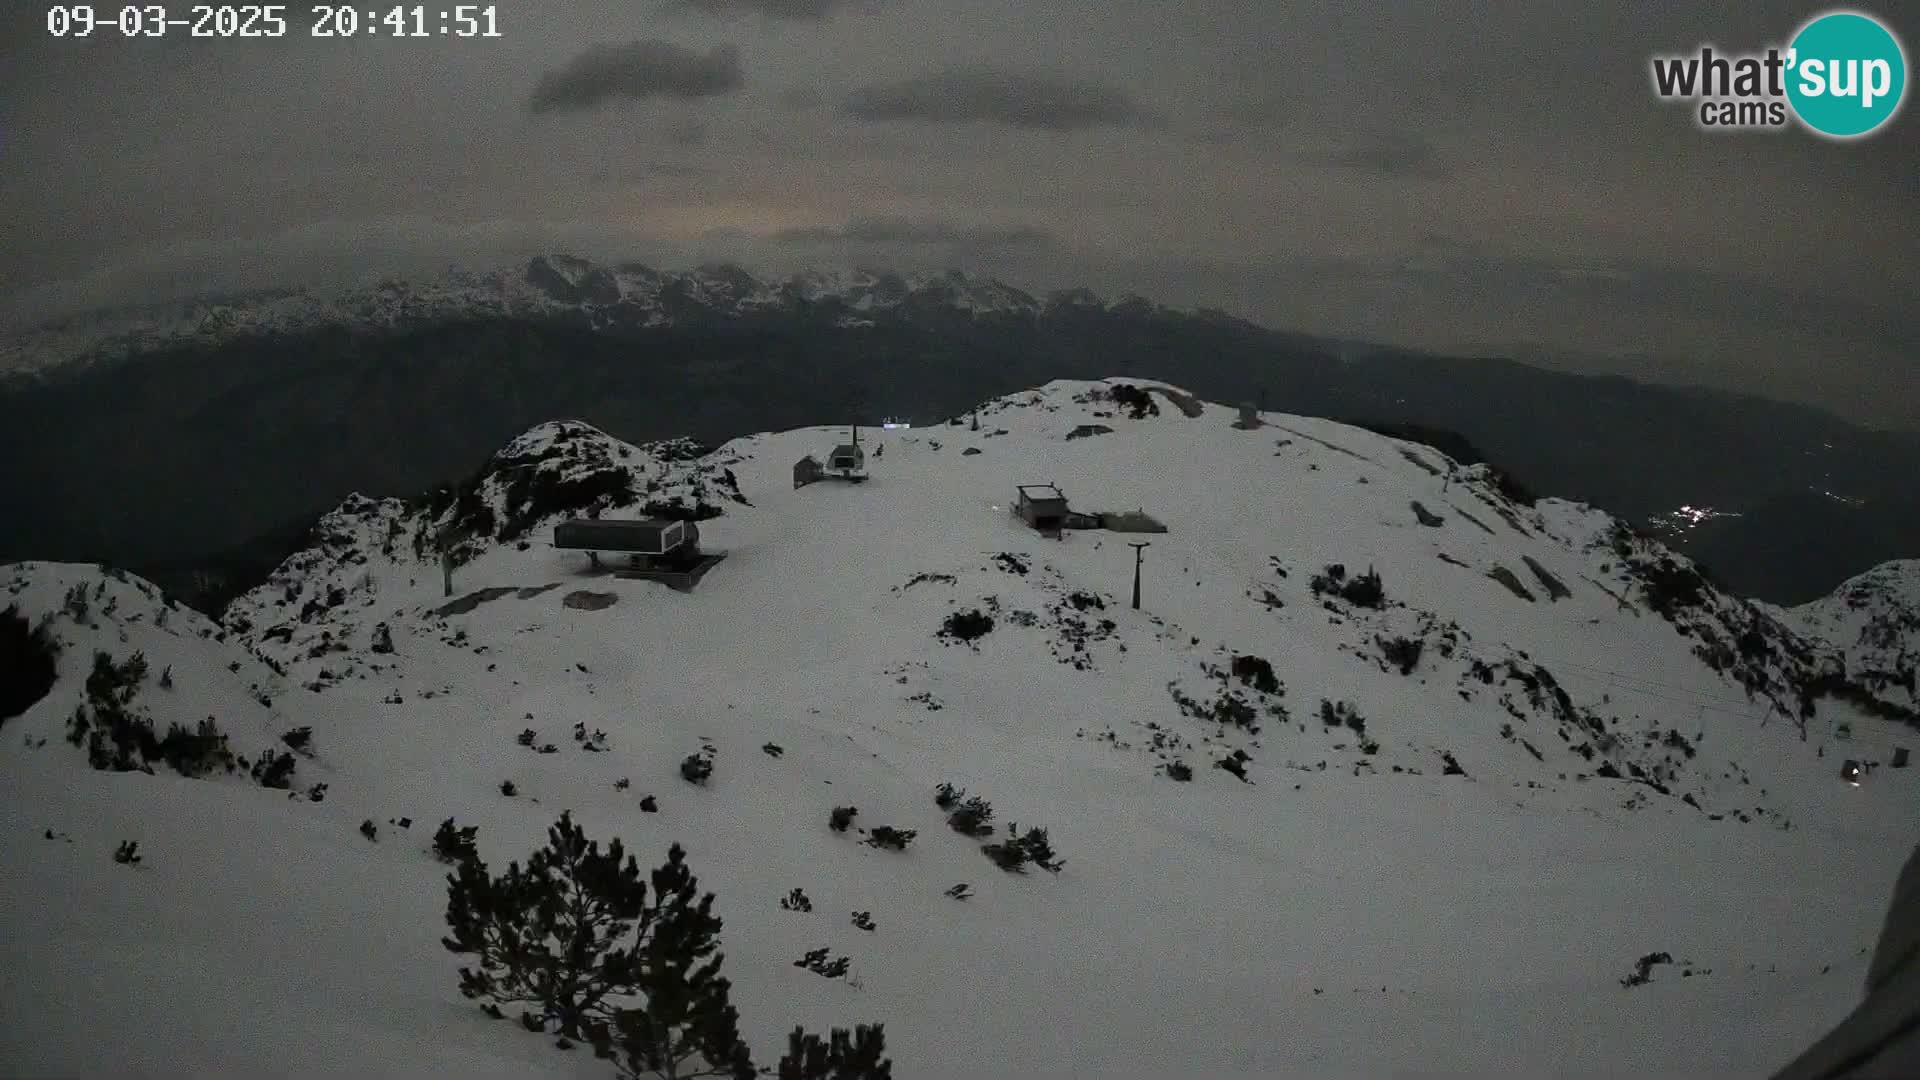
946;795;993;837
433;817;479;863
776;1024;892;1079
442;812;652;1040
1017;826;1063;872
589;845;755;1080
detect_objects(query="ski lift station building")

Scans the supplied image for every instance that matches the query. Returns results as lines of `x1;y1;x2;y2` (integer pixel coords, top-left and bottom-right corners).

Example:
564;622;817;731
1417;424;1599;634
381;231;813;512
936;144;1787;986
553;518;699;567
828;432;865;475
1014;484;1071;534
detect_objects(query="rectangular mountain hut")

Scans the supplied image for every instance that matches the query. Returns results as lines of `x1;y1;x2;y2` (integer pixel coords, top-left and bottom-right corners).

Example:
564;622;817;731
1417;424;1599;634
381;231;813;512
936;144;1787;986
553;518;700;569
1014;484;1070;534
828;425;866;475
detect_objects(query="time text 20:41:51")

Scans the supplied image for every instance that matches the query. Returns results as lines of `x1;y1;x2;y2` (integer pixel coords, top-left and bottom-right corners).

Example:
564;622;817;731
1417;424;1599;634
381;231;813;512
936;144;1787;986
45;6;502;38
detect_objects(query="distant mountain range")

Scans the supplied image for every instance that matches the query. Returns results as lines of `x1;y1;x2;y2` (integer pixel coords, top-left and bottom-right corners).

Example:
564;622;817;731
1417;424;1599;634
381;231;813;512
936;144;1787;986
0;258;1116;375
1;256;1913;607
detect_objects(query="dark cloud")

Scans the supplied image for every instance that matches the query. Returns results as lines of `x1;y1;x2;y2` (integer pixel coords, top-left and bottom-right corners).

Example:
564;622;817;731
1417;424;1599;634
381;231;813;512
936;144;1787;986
1320;131;1449;178
3;1;1915;429
845;69;1153;131
778;86;827;110
774;217;1057;248
529;40;744;114
663;0;871;18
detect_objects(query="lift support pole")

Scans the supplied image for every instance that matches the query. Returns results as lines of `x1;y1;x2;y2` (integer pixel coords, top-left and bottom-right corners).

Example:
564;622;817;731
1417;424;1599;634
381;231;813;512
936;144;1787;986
1130;542;1150;610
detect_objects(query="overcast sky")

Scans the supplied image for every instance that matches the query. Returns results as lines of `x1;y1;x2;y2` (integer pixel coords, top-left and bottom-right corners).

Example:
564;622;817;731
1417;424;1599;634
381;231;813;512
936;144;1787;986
2;1;1915;427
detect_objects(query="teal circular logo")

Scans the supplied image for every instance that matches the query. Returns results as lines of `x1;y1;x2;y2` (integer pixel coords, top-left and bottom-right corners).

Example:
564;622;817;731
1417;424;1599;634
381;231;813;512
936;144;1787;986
1786;12;1907;137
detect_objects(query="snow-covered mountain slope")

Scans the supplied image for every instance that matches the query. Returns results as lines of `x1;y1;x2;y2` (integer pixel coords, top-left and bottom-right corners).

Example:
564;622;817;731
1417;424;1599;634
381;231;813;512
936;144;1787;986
0;258;1137;378
4;379;1917;1079
1772;561;1920;716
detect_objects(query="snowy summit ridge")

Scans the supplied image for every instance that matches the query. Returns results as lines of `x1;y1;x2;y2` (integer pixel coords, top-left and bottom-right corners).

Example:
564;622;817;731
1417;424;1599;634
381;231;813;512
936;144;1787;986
3;378;1917;1078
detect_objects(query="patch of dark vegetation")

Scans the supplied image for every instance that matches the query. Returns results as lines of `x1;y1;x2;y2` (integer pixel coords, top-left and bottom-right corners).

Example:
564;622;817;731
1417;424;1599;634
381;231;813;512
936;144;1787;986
442;432;649;543
1319;699;1365;735
945;795;995;838
1229;655;1279;694
1736;622;1774;664
1376;636;1424;676
114;840;142;865
156;718;238;778
443;812;887;1074
1065;424;1114;440
1164;760;1193;781
829;806;858;832
680;752;714;785
992;553;1029;575
938;609;995;644
280;726;314;754
776;1024;892;1079
1310;564;1385;609
1796;668;1920;729
980;839;1027;872
641;496;725;523
780;888;813;913
1169;683;1263;730
795;947;851;980
865;826;917;851
981;826;1063;874
1620;951;1673;988
1611;538;1711;621
1066;591;1105;611
1214;749;1252;782
2;606;61;726
434;817;480;863
250;750;297;789
1107;383;1161;419
900;572;956;590
65;651;245;780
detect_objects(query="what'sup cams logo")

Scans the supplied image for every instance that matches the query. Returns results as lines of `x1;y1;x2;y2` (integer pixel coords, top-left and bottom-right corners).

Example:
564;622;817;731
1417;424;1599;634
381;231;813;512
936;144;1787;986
1651;10;1907;138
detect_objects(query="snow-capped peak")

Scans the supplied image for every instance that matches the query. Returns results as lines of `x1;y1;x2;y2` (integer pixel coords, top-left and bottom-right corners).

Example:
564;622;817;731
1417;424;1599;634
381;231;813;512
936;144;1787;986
0;258;1107;379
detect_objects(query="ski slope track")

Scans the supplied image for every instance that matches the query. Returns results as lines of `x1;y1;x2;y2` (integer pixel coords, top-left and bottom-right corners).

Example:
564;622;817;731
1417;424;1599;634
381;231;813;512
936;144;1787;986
4;379;1917;1078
